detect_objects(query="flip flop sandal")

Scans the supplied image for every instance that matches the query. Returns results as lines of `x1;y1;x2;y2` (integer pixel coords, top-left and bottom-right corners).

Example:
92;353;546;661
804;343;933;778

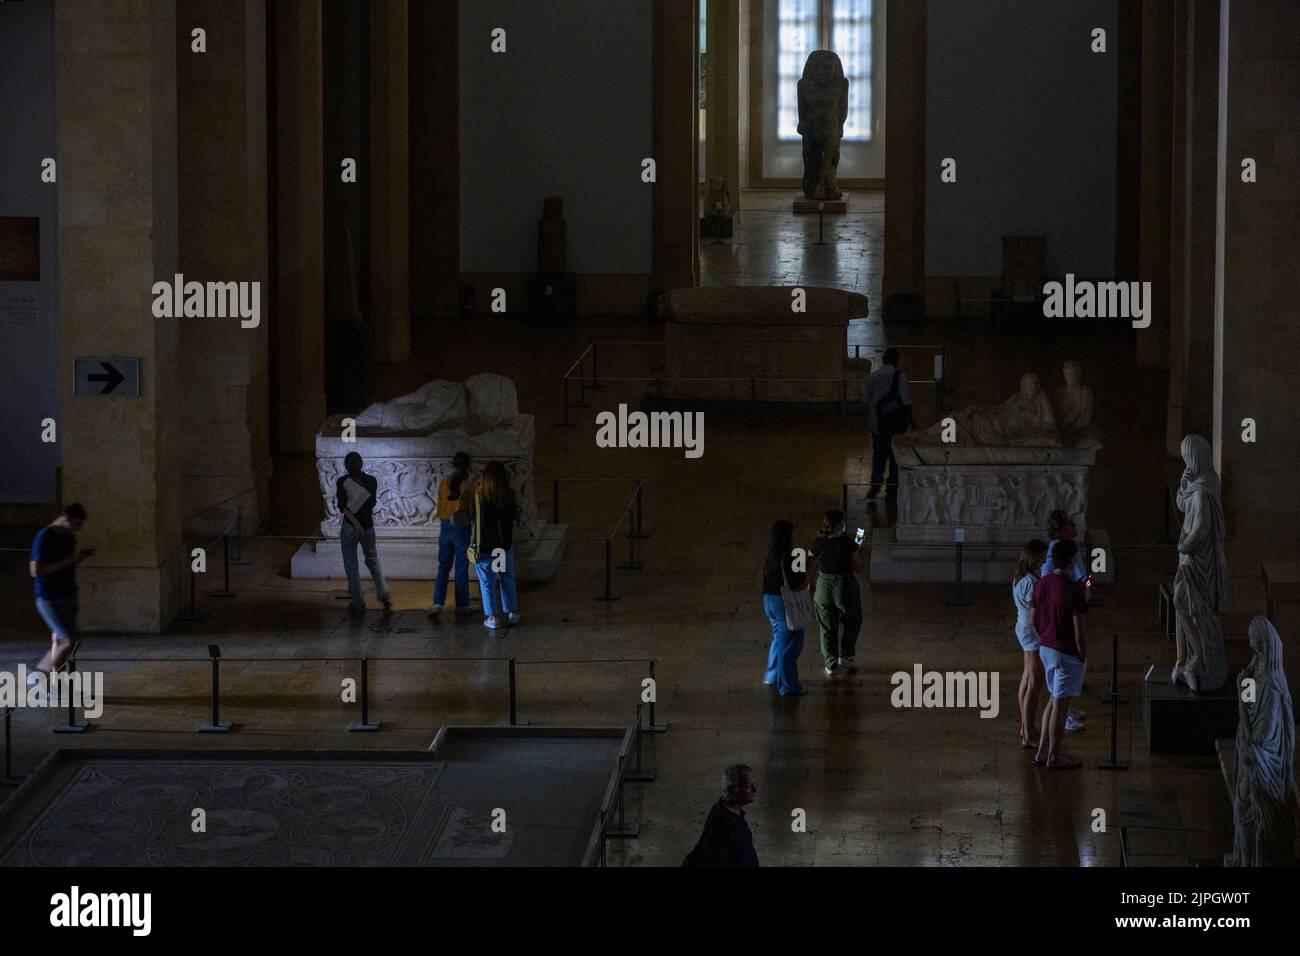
1030;755;1046;766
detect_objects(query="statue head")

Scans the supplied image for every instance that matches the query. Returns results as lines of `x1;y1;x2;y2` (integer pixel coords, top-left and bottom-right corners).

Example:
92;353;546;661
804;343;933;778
1019;372;1042;398
802;50;845;89
1247;616;1285;678
1062;360;1083;386
1180;433;1214;478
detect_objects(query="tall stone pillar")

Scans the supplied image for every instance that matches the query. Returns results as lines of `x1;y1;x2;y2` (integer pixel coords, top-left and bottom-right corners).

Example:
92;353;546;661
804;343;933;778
274;0;326;452
368;0;411;363
652;0;699;293
1181;0;1219;440
54;0;184;632
177;0;272;536
705;0;741;206
1165;0;1189;456
884;0;926;310
409;0;458;319
1214;0;1300;565
1137;0;1174;370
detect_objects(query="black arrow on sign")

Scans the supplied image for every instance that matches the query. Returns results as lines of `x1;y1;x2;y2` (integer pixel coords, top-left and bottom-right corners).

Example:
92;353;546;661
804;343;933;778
87;362;125;395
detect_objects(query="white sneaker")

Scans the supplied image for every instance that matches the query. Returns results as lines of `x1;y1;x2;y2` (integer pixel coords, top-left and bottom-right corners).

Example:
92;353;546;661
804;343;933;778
507;612;520;625
1068;707;1086;720
1065;714;1085;732
484;616;500;630
839;656;856;672
429;604;443;616
824;660;838;677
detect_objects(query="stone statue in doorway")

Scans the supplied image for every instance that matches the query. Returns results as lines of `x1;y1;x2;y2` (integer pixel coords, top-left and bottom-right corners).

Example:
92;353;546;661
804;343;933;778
1172;434;1230;693
1225;617;1295;866
538;196;567;276
797;50;849;201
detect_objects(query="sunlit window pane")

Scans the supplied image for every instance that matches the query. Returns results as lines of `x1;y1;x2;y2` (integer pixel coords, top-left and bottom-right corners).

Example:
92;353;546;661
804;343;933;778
777;0;819;141
777;0;873;143
832;0;872;140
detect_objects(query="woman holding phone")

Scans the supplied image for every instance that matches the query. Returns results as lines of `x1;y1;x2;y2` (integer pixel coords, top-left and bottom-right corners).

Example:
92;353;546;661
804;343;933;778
761;520;809;697
809;510;864;677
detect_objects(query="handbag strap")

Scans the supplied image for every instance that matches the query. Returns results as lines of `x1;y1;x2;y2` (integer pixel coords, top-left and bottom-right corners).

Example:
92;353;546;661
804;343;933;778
472;492;482;552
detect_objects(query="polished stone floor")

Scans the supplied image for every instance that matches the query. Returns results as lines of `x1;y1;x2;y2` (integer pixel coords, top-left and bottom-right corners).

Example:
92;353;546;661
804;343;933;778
0;207;1250;865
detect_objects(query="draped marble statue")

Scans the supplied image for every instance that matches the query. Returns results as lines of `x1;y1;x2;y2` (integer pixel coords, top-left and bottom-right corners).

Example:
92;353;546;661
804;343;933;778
926;372;1061;447
1052;360;1100;448
1172;434;1230;692
797;51;849;201
1225;617;1296;867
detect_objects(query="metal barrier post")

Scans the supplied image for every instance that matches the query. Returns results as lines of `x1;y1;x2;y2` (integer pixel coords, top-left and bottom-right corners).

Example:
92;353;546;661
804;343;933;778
212;532;235;598
575;358;590;408
52;645;87;734
349;657;380;731
595;538;620;601
633;482;650;539
176;564;204;622
605;754;639;839
590;342;604;389
642;659;667;732
942;539;972;608
2;709;14;783
1098;632;1130;770
840;483;848;515
556;376;574;428
625;706;656;782
199;647;233;732
552;479;560;525
230;506;252;566
618;507;643;571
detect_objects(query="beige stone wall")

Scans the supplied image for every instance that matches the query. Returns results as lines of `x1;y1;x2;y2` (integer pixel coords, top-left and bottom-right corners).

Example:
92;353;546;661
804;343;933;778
177;0;272;538
1215;0;1300;596
54;0;184;631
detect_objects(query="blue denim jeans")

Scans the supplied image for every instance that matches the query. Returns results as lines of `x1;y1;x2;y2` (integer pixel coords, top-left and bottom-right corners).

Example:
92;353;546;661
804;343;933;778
434;519;471;608
340;521;389;610
762;594;805;696
474;548;517;620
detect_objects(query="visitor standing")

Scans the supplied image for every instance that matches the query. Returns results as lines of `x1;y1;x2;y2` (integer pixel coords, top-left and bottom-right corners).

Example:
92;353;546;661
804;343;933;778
430;451;475;617
1012;539;1048;749
28;504;93;686
865;348;915;500
337;452;391;615
1031;539;1089;770
809;510;864;677
1043;509;1088;730
682;763;760;867
462;460;520;631
762;520;809;697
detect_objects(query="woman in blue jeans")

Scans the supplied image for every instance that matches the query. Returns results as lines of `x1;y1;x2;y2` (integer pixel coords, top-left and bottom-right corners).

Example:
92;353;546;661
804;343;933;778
761;520;808;697
460;460;520;631
431;452;474;616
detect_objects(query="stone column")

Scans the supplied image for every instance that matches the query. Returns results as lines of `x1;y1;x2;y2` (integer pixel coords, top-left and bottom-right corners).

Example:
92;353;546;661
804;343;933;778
1181;0;1219;440
1165;0;1189;456
883;0;926;310
54;0;184;631
1114;0;1142;279
177;0;272;536
274;0;326;452
652;0;699;292
1214;0;1300;564
409;0;459;319
1137;0;1174;371
705;0;741;206
368;0;411;363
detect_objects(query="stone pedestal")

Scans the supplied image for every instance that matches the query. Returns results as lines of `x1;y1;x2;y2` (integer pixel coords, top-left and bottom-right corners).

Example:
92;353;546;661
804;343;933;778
1143;664;1238;755
657;286;867;403
793;194;848;214
870;527;1115;585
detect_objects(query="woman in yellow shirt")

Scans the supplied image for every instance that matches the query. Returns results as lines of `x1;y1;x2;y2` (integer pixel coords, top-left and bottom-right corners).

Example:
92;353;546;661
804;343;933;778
430;452;474;615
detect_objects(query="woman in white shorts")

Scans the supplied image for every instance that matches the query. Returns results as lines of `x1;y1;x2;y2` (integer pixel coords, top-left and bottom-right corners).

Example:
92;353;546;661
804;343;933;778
1012;540;1048;748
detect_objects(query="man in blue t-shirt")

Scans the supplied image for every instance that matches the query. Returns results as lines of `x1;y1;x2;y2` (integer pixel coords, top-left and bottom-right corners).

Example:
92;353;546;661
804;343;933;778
29;503;95;684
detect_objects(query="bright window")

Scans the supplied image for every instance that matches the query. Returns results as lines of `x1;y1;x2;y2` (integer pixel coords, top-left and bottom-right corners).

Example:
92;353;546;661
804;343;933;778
777;0;873;142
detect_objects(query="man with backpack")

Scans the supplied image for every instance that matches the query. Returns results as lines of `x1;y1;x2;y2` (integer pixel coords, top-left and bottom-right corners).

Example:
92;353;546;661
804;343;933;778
865;347;915;500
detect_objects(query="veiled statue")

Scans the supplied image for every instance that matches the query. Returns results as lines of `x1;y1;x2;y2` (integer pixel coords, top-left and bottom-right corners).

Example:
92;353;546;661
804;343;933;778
797;50;849;200
1052;360;1100;447
1225;617;1296;867
1172;434;1229;692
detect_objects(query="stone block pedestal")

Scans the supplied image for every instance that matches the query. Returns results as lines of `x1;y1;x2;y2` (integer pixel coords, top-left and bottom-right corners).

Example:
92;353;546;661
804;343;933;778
869;527;1115;585
1143;664;1238;755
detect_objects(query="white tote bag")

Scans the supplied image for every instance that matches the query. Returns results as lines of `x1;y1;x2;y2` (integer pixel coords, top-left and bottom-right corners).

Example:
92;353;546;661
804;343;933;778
781;582;814;632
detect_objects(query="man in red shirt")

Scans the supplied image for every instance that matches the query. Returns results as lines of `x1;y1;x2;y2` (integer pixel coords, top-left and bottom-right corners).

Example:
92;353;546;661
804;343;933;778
1030;539;1088;769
